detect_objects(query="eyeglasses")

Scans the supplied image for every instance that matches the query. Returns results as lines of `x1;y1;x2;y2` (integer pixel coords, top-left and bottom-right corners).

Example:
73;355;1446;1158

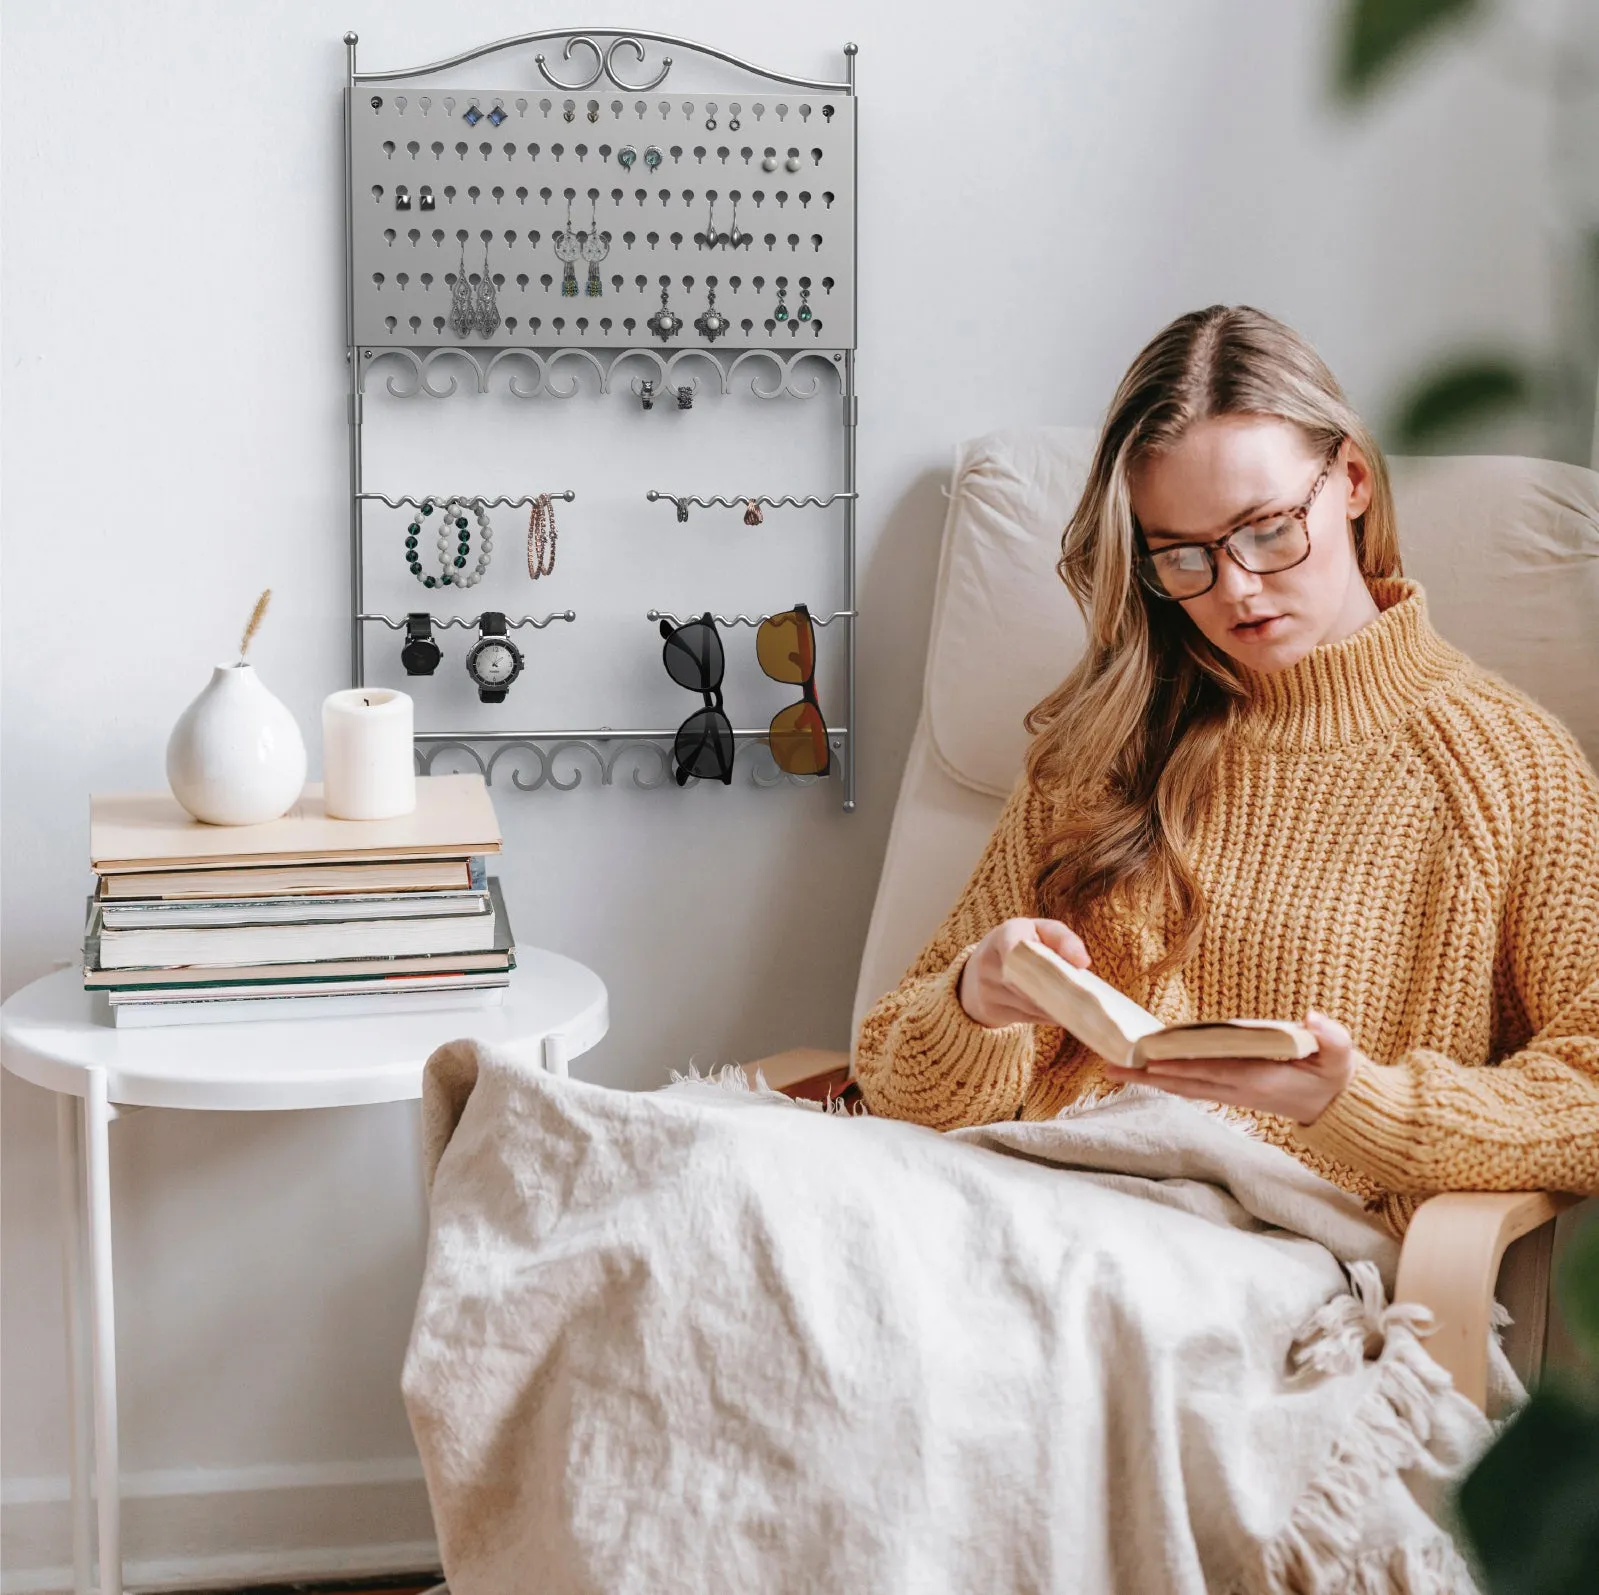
660;613;735;786
1135;437;1344;602
756;604;830;776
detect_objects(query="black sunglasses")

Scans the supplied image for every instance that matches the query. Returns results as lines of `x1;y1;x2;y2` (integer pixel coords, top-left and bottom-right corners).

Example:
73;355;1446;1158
660;613;735;787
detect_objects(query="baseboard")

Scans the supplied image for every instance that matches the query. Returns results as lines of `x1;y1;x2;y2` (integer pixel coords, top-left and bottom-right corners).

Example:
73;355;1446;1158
1;1459;437;1595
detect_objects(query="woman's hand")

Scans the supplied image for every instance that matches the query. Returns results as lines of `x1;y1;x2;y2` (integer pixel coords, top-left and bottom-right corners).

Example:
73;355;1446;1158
1101;1011;1362;1126
958;918;1092;1029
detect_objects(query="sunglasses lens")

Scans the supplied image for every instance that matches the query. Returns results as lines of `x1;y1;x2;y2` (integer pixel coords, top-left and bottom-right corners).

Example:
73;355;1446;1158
673;707;736;784
663;621;724;693
755;609;813;685
769;701;829;775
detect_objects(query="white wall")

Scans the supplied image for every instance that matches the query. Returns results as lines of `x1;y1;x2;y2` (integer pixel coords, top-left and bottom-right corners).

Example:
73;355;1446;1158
1;1;1562;1588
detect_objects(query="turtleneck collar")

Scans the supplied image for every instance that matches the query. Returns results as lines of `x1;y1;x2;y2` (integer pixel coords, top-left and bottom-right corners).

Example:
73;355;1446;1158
1228;577;1471;752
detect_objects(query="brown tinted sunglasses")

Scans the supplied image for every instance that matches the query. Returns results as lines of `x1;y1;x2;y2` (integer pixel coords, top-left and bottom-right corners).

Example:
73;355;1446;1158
755;604;831;777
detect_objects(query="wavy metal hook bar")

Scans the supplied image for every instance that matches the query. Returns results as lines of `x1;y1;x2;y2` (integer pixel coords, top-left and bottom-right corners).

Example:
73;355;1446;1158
359;611;577;630
647;608;854;629
645;491;856;513
359;491;576;510
349;27;854;94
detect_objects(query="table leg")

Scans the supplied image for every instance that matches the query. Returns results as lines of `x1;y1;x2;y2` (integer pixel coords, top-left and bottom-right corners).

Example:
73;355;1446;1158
83;1069;123;1595
542;1031;569;1079
55;1096;93;1595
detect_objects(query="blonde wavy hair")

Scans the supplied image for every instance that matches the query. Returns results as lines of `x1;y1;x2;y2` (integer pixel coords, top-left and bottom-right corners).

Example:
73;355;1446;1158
1024;304;1403;983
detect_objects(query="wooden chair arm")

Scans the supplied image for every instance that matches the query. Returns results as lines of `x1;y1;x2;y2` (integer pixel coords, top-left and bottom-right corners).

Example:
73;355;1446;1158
742;1048;852;1103
1395;1189;1578;1412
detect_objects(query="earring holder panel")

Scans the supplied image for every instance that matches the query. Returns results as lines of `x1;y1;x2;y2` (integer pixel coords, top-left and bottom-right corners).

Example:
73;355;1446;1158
345;29;860;808
351;79;856;351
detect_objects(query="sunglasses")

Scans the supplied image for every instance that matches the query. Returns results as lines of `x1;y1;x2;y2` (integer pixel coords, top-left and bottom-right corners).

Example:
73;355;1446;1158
660;613;735;786
756;604;830;777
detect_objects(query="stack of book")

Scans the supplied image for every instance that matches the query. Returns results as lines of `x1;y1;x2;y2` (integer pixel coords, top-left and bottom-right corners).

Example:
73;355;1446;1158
84;773;514;1028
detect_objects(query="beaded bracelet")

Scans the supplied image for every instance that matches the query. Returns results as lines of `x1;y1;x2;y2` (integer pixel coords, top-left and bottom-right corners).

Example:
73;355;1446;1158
403;497;493;589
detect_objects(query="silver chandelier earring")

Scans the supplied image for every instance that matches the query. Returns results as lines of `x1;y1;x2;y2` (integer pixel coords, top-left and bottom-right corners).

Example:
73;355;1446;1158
583;197;609;297
474;240;501;337
449;239;475;338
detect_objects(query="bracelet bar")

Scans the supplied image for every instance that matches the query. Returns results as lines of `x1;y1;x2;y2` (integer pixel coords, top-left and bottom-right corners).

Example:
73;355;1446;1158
648;608;855;629
359;491;576;509
359;611;576;630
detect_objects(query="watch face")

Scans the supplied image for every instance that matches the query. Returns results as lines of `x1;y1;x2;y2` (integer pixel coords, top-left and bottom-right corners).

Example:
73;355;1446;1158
474;640;517;684
401;638;442;675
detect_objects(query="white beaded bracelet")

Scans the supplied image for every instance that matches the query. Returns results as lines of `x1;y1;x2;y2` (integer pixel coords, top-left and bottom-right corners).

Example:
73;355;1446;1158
404;496;493;589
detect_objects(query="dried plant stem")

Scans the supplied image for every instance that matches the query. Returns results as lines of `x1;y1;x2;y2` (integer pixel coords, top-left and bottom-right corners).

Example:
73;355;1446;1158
239;589;272;662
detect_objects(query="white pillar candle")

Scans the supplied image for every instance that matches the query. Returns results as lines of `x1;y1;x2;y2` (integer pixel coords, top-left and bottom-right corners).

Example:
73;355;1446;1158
321;688;416;820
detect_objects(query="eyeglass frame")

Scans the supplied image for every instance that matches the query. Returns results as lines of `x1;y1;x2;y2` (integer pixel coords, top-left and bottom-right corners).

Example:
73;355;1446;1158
1134;435;1347;602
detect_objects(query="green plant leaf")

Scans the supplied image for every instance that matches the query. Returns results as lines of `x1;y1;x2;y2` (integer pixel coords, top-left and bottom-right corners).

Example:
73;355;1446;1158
1334;0;1485;99
1557;1215;1599;1361
1388;356;1535;451
1456;1381;1599;1594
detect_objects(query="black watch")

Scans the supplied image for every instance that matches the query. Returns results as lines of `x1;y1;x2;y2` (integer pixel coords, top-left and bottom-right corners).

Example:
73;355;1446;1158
464;611;524;703
400;612;443;676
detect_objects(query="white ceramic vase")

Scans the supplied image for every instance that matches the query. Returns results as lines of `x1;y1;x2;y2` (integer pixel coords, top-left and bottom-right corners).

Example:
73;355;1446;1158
166;663;307;826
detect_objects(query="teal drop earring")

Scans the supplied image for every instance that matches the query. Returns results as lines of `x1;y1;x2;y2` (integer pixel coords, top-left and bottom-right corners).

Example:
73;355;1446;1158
796;282;812;323
773;282;789;322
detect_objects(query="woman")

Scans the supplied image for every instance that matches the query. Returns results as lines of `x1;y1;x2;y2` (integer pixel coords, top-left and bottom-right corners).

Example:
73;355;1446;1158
856;304;1599;1233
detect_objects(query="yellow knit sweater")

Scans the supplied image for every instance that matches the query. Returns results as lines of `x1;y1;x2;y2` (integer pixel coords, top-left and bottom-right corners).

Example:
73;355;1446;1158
855;577;1599;1233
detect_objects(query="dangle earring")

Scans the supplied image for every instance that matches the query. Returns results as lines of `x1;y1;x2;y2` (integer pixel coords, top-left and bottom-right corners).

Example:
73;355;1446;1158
583;196;609;296
647;283;683;342
796;281;812;323
694;196;725;251
773;282;789;323
554;196;581;297
450;239;475;338
727;197;750;250
474;240;501;337
694;284;729;342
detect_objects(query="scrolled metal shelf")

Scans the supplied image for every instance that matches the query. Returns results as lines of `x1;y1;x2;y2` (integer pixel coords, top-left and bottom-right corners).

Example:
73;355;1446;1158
359;345;844;401
413;728;845;792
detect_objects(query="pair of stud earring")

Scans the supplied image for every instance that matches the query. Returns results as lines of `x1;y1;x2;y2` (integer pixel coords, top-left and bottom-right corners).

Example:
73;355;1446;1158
450;241;500;338
392;185;435;212
554;196;610;297
773;283;812;324
616;144;664;173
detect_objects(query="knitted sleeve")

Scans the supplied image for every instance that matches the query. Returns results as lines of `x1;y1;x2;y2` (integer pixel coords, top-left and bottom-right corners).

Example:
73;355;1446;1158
854;777;1062;1130
1297;721;1599;1195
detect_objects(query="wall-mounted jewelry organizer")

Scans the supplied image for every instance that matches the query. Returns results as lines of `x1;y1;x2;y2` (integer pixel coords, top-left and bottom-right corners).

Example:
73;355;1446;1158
343;29;859;808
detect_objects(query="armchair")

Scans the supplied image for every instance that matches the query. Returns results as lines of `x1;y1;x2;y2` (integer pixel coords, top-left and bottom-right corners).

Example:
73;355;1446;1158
750;426;1599;1412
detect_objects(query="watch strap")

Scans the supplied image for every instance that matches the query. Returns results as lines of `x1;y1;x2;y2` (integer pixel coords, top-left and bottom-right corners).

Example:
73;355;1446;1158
480;611;508;637
406;611;434;642
478;686;508;704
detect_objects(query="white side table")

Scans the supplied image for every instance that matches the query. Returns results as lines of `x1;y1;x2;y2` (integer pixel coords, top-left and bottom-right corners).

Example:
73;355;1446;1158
1;956;608;1595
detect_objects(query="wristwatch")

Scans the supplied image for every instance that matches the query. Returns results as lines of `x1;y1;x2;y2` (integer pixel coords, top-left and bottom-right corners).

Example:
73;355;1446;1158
464;611;524;703
400;612;443;676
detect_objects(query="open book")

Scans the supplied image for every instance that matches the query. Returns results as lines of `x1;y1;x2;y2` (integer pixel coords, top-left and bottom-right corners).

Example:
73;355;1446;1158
1000;938;1317;1069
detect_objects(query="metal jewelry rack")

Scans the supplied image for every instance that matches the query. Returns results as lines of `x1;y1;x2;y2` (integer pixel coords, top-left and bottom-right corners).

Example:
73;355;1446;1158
342;27;860;808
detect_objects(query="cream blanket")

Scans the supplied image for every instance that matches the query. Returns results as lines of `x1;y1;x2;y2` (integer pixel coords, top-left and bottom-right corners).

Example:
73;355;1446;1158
404;1044;1514;1594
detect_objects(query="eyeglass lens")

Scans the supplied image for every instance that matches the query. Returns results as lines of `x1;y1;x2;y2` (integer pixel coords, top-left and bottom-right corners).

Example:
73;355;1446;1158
1143;515;1309;599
